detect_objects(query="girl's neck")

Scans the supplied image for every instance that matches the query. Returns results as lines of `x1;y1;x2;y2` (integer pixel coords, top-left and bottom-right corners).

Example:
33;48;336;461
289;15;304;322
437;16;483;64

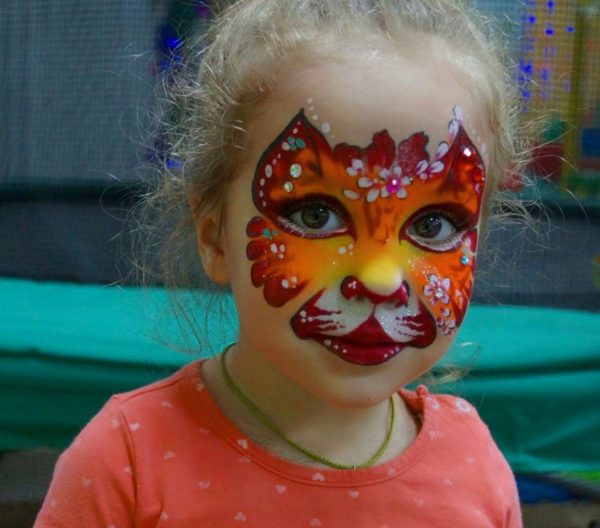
200;343;420;468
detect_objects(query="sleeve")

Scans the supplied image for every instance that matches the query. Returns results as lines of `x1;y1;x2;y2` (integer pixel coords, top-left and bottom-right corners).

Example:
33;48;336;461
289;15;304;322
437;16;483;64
34;397;137;528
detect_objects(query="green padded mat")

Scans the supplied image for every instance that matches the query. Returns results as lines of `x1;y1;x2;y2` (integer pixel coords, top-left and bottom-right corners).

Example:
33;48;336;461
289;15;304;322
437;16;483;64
1;278;599;474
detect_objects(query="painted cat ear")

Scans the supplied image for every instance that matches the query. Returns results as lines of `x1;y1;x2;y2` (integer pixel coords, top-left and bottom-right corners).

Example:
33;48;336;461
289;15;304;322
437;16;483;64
252;109;332;215
436;126;486;201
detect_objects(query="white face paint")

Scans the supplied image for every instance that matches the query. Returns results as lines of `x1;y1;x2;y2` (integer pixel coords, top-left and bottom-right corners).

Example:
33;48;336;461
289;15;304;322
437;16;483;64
303;287;424;342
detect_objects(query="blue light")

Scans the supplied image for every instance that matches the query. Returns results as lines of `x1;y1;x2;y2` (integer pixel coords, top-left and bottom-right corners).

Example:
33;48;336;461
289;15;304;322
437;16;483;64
166;158;183;170
547;0;555;9
567;26;575;33
541;68;550;82
529;15;536;24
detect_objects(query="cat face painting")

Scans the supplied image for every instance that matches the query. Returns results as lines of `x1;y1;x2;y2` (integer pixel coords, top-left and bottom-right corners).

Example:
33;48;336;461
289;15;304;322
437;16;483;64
245;107;485;366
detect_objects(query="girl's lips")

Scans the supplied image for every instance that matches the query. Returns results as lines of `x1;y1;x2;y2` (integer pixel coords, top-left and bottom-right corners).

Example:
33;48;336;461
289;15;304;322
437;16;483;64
291;295;438;366
314;334;406;366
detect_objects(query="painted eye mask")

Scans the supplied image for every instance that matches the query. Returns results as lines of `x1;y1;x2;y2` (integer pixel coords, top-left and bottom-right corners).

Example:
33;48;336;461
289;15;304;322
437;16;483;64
246;107;485;365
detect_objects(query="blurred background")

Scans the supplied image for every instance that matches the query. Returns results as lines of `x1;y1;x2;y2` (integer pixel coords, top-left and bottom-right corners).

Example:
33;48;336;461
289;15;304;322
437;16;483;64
0;1;599;526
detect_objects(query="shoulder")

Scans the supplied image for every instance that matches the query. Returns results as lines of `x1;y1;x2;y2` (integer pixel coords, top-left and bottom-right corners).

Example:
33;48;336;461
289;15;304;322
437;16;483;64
51;359;205;474
403;387;522;525
112;359;204;408
102;359;209;448
35;360;207;526
406;386;515;473
416;386;518;482
410;386;491;433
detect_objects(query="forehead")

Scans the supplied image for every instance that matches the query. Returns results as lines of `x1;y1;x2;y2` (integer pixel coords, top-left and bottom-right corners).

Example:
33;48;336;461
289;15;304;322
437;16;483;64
242;51;490;168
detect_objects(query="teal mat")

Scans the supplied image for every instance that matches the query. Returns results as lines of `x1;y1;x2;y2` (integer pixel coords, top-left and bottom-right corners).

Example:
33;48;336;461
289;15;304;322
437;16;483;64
1;278;599;473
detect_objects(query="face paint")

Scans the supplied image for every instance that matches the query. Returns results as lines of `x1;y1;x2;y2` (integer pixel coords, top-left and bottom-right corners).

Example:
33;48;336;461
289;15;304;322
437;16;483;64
245;106;485;365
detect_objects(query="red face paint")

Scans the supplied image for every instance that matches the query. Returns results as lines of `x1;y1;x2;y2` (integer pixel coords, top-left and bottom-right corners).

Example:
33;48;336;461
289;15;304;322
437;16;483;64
245;107;485;365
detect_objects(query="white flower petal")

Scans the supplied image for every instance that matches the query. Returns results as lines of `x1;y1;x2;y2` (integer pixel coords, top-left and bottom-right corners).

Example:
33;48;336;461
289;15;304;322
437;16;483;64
449;120;459;139
436;142;449;159
343;189;360;200
366;188;380;203
453;105;464;123
358;177;374;188
430;161;444;174
417;160;429;174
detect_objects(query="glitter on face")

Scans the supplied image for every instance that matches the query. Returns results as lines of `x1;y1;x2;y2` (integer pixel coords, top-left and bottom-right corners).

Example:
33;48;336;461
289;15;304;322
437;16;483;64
289;164;302;178
283;181;294;193
385;178;402;194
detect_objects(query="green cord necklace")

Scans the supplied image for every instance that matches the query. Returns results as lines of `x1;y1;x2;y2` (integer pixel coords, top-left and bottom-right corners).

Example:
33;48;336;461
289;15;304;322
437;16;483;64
219;346;396;470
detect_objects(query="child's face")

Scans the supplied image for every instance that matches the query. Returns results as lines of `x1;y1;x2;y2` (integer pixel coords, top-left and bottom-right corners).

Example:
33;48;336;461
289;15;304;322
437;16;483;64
213;51;491;405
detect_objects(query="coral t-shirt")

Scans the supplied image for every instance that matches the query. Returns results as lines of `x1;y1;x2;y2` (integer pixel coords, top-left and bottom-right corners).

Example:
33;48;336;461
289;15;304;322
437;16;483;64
35;359;522;527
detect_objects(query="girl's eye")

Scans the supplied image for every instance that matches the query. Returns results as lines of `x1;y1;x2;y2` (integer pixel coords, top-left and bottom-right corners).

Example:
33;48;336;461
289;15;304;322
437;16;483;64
288;204;345;235
407;212;463;250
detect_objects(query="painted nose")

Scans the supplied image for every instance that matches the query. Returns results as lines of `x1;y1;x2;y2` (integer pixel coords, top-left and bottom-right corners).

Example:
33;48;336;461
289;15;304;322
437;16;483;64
341;275;409;306
342;257;408;305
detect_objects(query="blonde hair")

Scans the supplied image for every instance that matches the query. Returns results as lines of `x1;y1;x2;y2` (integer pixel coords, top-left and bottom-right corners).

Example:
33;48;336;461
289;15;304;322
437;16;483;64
137;0;529;300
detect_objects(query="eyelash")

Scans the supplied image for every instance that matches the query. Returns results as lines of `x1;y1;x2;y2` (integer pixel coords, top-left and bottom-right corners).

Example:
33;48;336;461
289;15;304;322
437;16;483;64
277;196;352;239
405;206;473;252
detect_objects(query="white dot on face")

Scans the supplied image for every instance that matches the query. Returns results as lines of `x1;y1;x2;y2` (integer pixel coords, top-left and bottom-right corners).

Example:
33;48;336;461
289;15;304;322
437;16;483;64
307;97;314;104
312;114;319;121
338;246;347;255
281;279;289;289
321;122;331;133
324;339;332;346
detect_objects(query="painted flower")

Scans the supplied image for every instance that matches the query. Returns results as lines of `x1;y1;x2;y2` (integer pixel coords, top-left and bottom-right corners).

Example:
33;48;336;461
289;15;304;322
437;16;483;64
357;166;413;203
424;274;451;305
436;317;457;337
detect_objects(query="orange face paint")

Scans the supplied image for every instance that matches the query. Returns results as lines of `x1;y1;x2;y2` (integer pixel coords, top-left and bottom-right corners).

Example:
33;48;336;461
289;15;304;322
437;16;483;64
246;107;485;365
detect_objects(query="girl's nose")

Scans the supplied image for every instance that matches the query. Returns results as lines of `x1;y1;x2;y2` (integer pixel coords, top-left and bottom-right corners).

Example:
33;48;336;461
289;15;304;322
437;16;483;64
341;275;409;306
341;257;409;305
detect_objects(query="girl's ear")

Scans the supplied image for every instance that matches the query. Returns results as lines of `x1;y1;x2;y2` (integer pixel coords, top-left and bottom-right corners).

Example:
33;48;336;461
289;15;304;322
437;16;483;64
192;203;231;286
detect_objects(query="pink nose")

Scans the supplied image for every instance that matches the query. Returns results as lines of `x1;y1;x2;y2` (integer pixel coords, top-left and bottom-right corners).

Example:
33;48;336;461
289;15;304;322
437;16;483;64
340;276;410;306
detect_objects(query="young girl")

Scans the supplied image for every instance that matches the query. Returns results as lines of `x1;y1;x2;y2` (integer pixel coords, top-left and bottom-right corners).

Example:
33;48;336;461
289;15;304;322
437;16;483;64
36;1;525;526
